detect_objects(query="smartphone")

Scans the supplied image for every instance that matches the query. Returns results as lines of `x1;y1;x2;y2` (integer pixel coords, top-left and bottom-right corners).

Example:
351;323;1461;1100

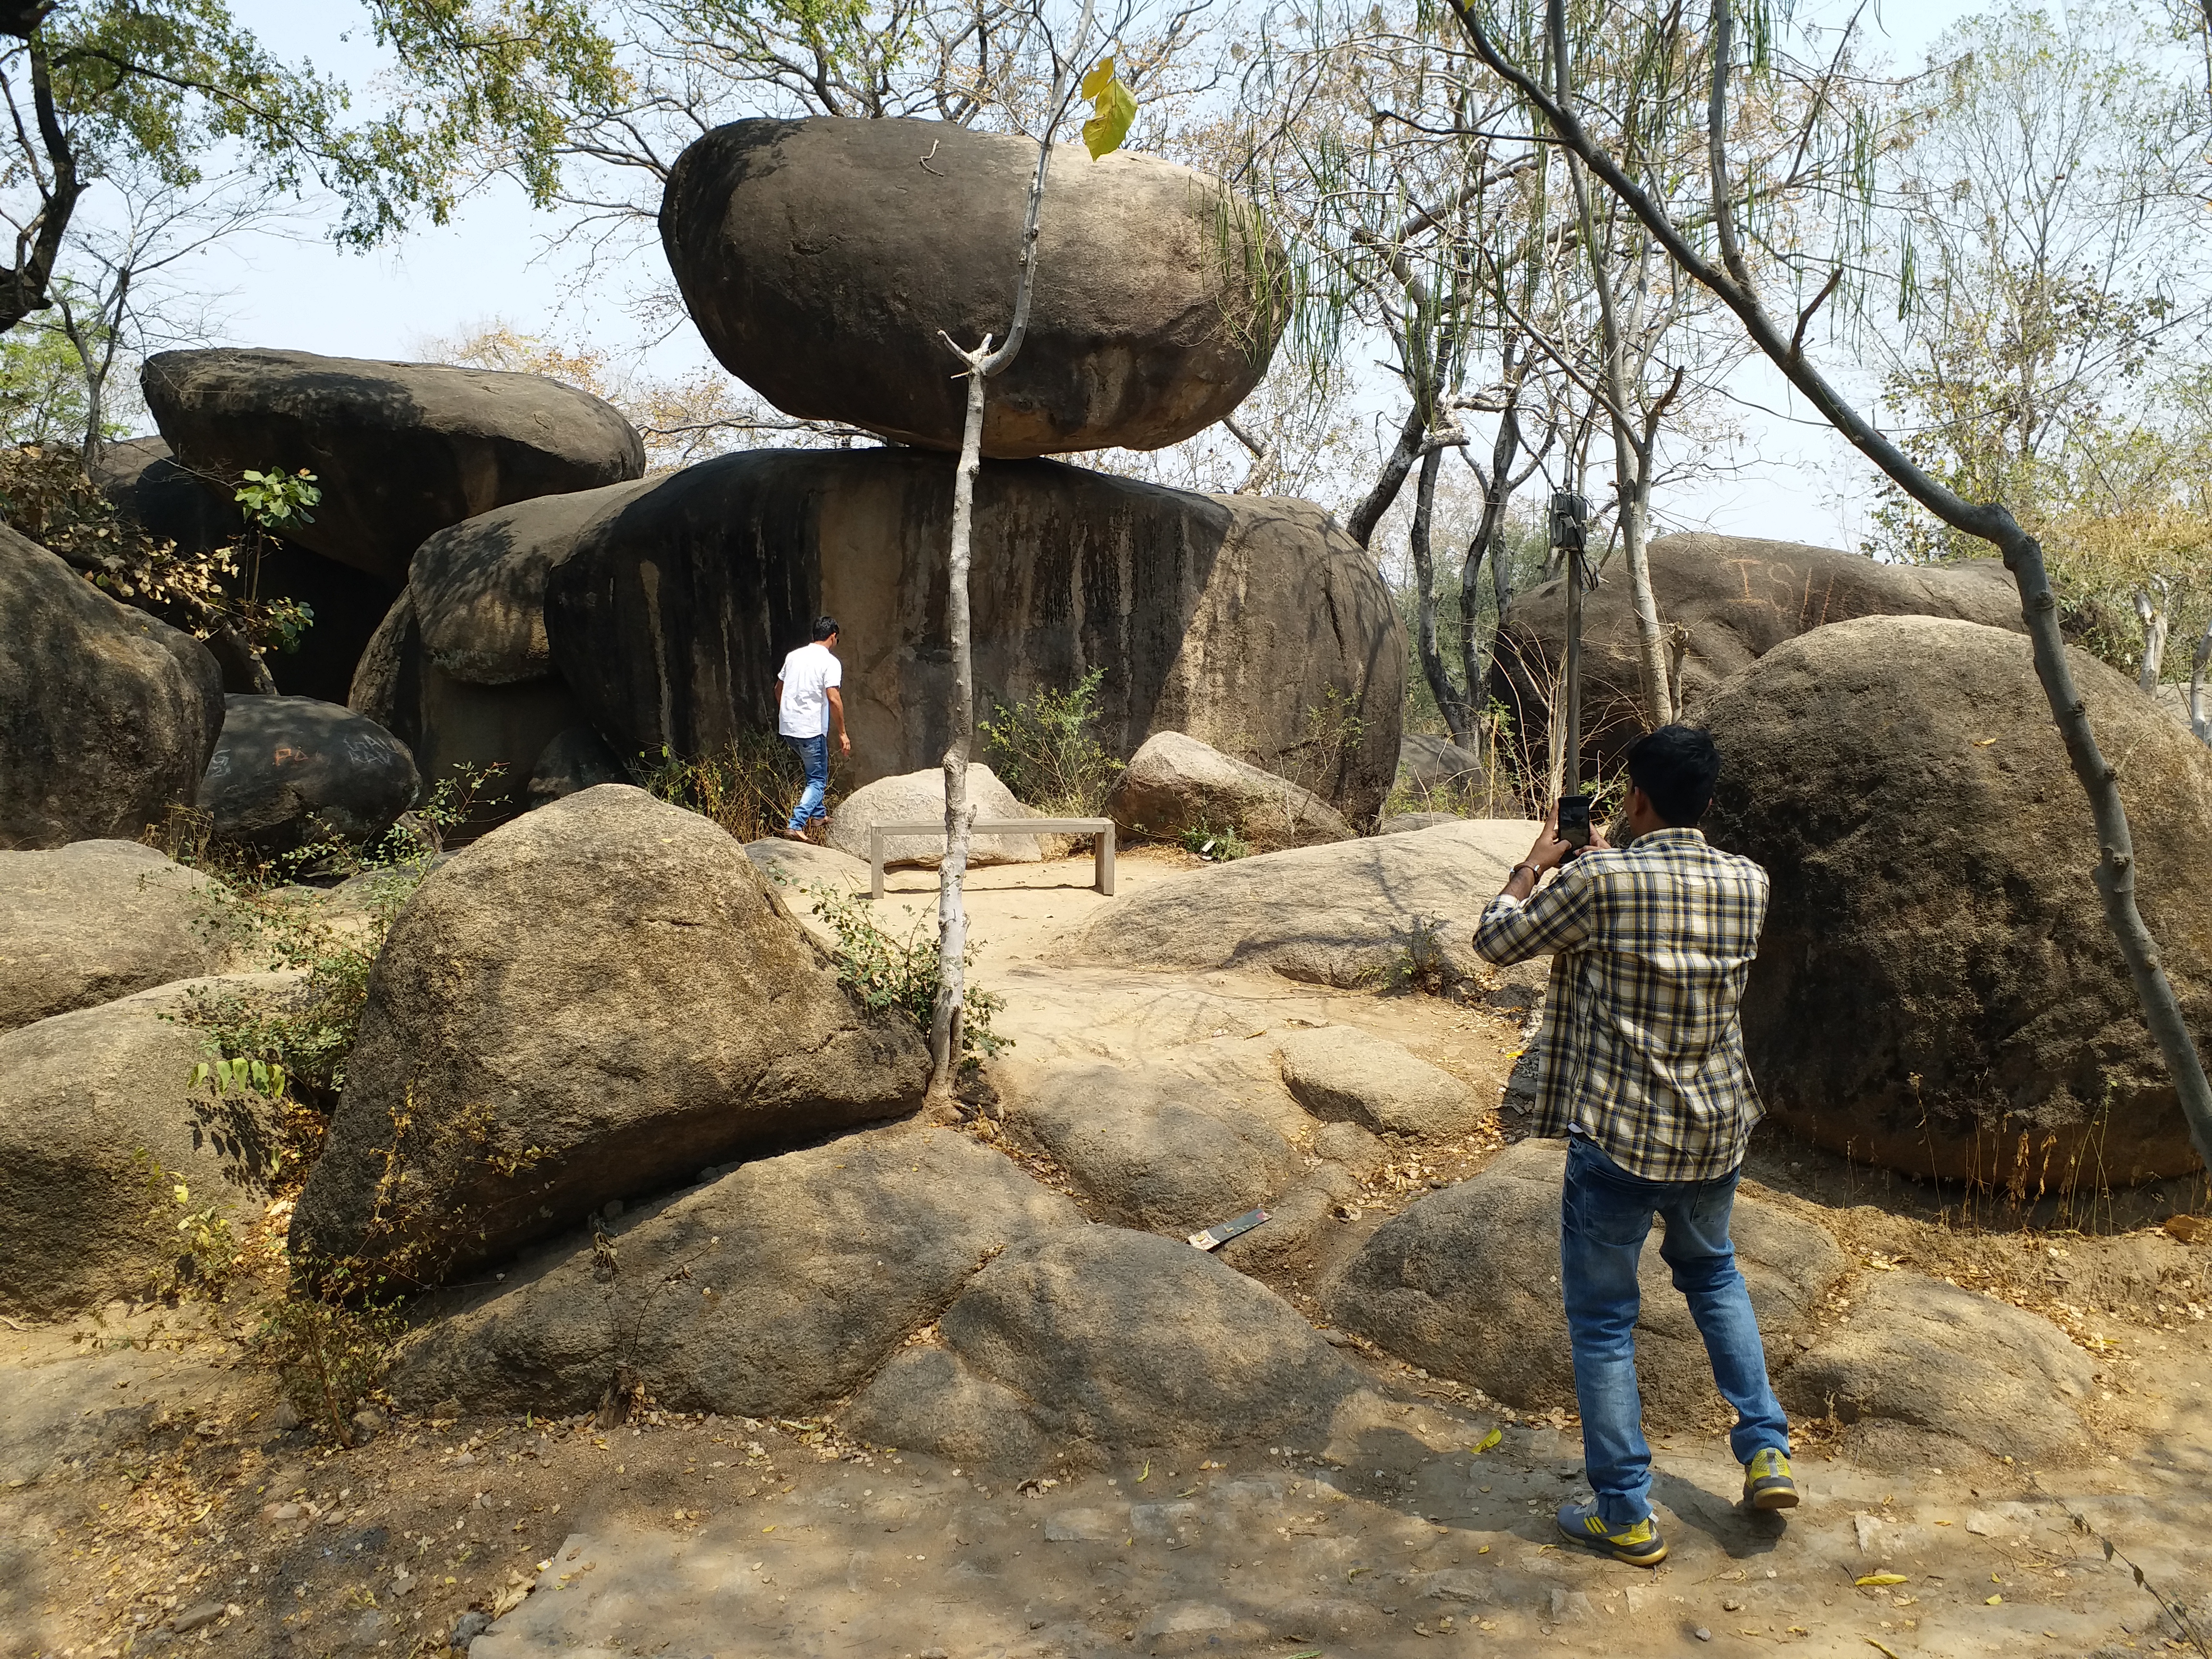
1557;794;1592;850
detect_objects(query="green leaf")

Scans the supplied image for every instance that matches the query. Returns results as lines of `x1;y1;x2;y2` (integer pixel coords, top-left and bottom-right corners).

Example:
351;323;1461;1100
1079;57;1136;160
188;1062;208;1090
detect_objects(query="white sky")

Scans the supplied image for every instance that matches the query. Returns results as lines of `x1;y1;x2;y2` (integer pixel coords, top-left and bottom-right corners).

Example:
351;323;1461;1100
168;0;1993;549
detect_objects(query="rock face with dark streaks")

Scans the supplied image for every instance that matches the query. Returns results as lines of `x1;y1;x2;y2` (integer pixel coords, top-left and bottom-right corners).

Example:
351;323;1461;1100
544;448;1404;823
660;116;1289;457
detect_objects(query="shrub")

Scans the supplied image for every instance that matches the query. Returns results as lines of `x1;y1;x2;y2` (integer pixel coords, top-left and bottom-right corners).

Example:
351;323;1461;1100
1180;819;1250;862
638;734;816;842
980;668;1125;816
254;1286;402;1448
804;883;1007;1063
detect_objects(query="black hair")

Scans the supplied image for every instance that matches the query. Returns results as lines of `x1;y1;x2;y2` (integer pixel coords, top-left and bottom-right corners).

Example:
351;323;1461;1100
810;614;840;641
1625;724;1721;827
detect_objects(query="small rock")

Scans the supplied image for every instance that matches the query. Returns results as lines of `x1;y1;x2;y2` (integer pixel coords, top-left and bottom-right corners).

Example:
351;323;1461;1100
392;1569;415;1598
1130;1500;1201;1541
170;1601;226;1633
1139;1601;1237;1638
1043;1505;1125;1542
1964;1509;1996;1537
350;1406;386;1441
920;1650;949;1659
1853;1513;1882;1553
1695;1627;1713;1642
2164;1214;2208;1245
1721;1598;1743;1612
267;1399;303;1431
1320;1327;1356;1347
451;1610;492;1645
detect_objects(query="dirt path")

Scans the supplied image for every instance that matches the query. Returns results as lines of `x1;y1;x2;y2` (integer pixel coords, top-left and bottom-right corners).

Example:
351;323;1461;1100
4;846;2209;1658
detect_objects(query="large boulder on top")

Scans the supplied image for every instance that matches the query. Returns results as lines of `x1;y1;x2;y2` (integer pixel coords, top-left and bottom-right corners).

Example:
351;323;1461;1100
197;694;420;851
1327;1142;1850;1416
1704;615;2212;1185
545;448;1404;823
0;842;234;1034
0;974;294;1318
827;764;1043;867
660;116;1289;458
289;785;931;1280
1491;534;2026;776
1105;730;1356;847
392;1125;1076;1418
1075;818;1531;987
141;348;646;584
349;590;584;830
0;523;224;850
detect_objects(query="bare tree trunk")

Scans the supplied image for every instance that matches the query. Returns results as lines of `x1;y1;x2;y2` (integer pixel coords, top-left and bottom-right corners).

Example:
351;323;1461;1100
930;362;988;1090
1224;415;1278;494
1345;402;1429;548
2135;580;2172;694
1407;445;1471;745
2190;617;2212;744
1443;0;2212;1171
1550;16;1672;729
927;0;1095;1101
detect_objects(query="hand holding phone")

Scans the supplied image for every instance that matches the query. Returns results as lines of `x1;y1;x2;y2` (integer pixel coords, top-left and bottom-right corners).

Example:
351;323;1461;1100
1556;794;1592;851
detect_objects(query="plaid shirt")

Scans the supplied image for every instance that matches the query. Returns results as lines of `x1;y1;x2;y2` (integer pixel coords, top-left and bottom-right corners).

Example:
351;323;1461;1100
1475;827;1769;1183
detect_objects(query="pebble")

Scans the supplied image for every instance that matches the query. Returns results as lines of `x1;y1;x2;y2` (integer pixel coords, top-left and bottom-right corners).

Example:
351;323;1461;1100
1695;1627;1712;1642
451;1610;492;1645
170;1601;226;1634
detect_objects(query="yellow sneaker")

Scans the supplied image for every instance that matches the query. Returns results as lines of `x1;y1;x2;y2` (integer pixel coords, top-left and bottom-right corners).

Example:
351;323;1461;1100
1555;1499;1668;1566
1743;1447;1799;1510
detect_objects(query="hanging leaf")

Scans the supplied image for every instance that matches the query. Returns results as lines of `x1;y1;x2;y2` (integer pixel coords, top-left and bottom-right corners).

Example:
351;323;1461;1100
1080;55;1137;160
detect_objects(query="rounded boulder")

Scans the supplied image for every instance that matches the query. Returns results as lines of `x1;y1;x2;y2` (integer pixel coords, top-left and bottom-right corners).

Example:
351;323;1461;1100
0;524;224;850
141;348;646;584
1491;534;2026;777
1703;614;2212;1185
197;694;421;851
659;116;1289;457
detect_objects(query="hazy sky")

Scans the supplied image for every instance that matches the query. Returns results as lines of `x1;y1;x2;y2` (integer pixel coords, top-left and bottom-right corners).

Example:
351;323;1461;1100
168;0;1996;547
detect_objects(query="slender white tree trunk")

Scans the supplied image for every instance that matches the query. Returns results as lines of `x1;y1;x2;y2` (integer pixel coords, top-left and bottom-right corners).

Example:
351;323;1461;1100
2135;580;2172;695
930;357;990;1088
2189;617;2212;745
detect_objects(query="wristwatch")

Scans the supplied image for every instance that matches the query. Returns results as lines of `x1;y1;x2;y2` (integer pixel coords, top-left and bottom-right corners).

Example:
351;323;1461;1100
1511;863;1541;883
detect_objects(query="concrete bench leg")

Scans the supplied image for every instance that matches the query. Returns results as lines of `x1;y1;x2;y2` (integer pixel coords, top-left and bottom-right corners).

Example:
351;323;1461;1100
871;828;887;901
1096;825;1116;896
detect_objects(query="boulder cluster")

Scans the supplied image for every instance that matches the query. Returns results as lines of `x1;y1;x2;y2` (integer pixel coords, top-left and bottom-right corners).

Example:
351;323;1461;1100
17;116;1401;854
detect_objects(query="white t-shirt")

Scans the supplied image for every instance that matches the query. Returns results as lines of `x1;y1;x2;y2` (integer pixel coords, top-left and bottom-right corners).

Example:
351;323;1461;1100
777;641;842;738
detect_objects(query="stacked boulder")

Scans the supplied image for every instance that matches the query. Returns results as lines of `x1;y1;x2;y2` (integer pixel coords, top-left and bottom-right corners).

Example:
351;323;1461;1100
445;114;1401;823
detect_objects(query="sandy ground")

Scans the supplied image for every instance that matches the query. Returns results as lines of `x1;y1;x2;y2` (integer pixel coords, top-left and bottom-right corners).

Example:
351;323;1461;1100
5;840;2211;1659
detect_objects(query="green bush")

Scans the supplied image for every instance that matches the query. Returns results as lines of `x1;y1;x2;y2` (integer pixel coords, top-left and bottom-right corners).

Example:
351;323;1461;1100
804;883;1007;1063
1180;819;1251;862
638;733;816;842
981;668;1125;816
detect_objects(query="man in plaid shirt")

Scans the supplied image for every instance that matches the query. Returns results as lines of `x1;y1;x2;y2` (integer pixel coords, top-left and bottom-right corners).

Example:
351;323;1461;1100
1476;724;1795;1567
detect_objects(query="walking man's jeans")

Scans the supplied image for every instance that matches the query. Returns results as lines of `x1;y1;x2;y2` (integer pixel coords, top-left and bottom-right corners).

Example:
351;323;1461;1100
1562;1132;1790;1527
784;733;829;831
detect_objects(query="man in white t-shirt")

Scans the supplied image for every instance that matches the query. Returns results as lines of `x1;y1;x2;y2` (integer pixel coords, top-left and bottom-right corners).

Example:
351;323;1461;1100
774;615;850;842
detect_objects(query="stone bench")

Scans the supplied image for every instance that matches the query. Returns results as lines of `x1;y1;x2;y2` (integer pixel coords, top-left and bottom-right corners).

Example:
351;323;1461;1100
868;818;1116;901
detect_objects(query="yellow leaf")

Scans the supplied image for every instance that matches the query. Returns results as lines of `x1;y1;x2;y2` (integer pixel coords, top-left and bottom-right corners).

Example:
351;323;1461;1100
1080;60;1137;160
1855;1573;1909;1587
1986;1593;2003;1605
1972;737;1999;746
1477;1544;1491;1554
1471;1429;1503;1454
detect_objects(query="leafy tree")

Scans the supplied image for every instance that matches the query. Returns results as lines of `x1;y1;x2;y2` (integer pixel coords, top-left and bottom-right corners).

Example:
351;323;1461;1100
0;0;624;338
1441;0;2212;1167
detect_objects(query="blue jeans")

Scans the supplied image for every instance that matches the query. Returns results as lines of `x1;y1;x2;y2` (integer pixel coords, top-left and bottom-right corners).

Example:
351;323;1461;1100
784;733;829;830
1561;1134;1790;1526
